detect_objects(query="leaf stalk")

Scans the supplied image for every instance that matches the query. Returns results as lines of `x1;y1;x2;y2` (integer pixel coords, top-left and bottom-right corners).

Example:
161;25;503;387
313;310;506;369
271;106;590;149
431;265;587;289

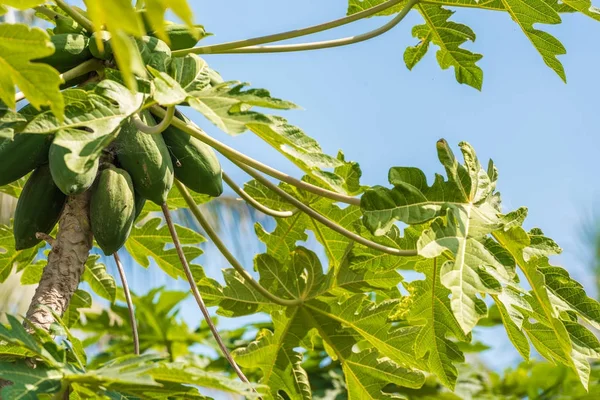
172;0;408;56
221;0;419;54
175;181;304;307
161;203;256;388
132;106;174;134
223;172;298;218
113;252;140;356
53;0;95;33
233;161;418;257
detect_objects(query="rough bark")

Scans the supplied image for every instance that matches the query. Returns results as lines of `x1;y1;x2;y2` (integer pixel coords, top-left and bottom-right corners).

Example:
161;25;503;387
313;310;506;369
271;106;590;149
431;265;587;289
25;192;93;330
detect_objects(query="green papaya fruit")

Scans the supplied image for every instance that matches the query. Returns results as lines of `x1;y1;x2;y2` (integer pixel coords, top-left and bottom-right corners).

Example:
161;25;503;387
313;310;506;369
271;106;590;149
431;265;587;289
89;31;113;60
115;112;174;205
37;33;92;73
150;24;206;50
161;112;223;197
134;191;147;221
90;166;136;255
53;14;87;35
0;133;53;186
13;164;67;250
49;142;99;195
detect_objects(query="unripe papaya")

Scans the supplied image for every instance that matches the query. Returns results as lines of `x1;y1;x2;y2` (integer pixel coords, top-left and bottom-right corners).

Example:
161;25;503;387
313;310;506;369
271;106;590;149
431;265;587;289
90;166;136;255
0;133;53;186
161;112;223;197
89;31;113;60
150;24;206;51
134;191;146;221
53;14;87;35
37;33;92;73
49;142;99;195
13;164;67;250
115;112;174;205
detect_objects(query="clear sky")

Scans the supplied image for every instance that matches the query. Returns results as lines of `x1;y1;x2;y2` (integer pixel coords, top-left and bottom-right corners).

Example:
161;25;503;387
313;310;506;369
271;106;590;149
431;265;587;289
120;1;600;373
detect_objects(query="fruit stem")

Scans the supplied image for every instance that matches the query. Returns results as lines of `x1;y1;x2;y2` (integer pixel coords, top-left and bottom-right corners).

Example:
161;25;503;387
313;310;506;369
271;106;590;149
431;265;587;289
54;0;94;33
234;160;419;257
151;106;360;206
161;203;258;391
132;106;174;134
172;0;407;56
113;252;140;356
220;0;419;54
222;172;298;218
175;180;304;307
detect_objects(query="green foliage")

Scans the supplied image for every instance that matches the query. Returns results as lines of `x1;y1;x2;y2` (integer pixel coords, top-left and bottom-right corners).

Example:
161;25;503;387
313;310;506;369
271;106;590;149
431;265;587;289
0;0;598;398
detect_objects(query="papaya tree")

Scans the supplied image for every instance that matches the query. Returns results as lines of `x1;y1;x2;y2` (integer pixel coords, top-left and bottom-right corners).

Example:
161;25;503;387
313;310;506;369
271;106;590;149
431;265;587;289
0;0;599;399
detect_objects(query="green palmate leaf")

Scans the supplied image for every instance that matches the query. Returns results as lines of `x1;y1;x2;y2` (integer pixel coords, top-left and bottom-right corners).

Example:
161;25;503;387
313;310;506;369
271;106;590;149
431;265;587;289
399;258;469;389
342;349;422;399
0;0;45;13
0;23;63;118
347;0;409;15
20;259;45;285
334;250;403;295
494;226;599;388
0;223;42;283
149;361;264;398
408;5;483;90
124;217;205;279
257;247;333;302
73;354;163;391
233;310;314;400
23;81;143;178
144;0;195;45
0;103;27;139
0;363;62;399
498;0;566;81
417;207;514;333
492;287;532;360
361;140;502;236
62;289;92;328
186;81;299;134
203;269;273;318
83;255;117;303
561;0;600;20
84;0;146;89
0;315;63;367
305;295;426;372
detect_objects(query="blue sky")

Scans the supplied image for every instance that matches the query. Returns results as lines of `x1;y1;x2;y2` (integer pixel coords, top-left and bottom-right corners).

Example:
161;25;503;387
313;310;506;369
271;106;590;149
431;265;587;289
114;1;600;373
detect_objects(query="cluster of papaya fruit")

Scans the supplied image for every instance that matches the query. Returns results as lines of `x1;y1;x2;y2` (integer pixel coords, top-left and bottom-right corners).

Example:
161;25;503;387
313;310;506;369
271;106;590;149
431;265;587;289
39;9;206;75
0;11;220;256
0;109;222;255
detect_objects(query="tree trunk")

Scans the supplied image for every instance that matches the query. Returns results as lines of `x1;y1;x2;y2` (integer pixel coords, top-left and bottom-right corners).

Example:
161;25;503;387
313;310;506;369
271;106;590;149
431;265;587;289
0;192;93;395
25;192;93;330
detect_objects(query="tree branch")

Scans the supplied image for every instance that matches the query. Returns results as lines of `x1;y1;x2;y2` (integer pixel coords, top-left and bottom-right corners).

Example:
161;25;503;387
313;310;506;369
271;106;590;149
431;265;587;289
114;252;140;356
172;0;407;56
151;106;360;206
223;172;298;218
